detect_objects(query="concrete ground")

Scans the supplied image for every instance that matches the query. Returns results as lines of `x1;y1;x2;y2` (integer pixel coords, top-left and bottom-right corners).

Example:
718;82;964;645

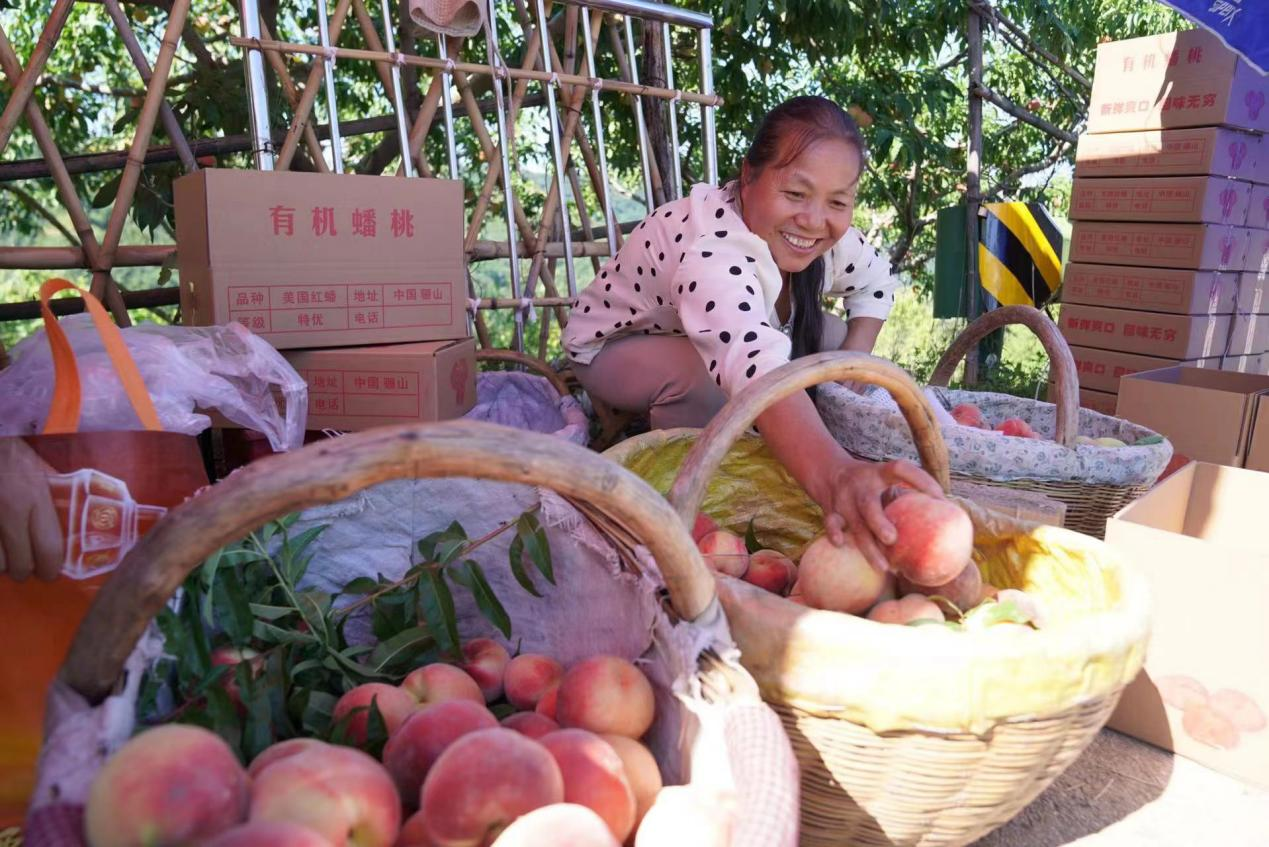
973;729;1269;846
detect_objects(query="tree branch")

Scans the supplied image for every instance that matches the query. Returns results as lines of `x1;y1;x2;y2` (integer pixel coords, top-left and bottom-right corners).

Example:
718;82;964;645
984;138;1073;200
1;184;79;245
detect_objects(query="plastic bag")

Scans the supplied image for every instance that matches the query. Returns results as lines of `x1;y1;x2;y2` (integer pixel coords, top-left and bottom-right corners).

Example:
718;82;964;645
0;318;306;451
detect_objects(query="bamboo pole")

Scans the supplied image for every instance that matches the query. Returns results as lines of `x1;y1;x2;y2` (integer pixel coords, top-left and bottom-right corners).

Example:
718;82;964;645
0;244;175;269
276;0;353;170
259;16;330;172
98;0;192;276
0;283;179;322
103;0;197;172
606;16;662;207
0;0;74;156
0;22;130;324
229;36;723;106
349;0;431;175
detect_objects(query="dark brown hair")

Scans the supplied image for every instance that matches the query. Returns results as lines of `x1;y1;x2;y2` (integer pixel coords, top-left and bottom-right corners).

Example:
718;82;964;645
742;96;865;363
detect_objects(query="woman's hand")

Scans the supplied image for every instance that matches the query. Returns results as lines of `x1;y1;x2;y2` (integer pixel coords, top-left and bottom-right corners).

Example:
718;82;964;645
817;456;944;572
0;439;63;582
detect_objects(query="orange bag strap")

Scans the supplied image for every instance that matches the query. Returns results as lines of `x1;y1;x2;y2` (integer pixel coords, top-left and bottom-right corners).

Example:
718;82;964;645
40;278;163;434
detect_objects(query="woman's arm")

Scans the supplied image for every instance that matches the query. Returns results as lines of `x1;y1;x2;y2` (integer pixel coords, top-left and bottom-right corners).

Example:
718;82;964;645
840;316;884;354
755;391;942;569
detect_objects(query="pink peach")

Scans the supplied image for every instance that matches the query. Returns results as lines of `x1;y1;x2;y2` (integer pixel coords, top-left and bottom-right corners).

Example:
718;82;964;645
395;811;435;847
540;730;636;842
502;712;560;740
383;700;499;809
460;639;511;703
248;738;330;780
210;646;263;710
882;493;974;586
504;654;564;711
203;821;331;847
691;513;720;543
332;683;420;746
490;804;619;847
796;535;888;615
85;724;249;847
599;734;662;831
696;530;749;578
420;728;565;847
898;561;982;612
867;594;945;625
401;664;484;707
742;549;797;594
556;656;656;739
536;685;560;720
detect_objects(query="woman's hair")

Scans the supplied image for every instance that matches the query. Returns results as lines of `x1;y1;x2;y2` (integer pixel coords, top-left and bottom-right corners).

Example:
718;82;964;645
742;96;865;363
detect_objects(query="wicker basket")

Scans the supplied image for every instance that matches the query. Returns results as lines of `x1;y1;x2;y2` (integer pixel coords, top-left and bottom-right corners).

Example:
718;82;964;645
608;352;1152;847
35;421;799;847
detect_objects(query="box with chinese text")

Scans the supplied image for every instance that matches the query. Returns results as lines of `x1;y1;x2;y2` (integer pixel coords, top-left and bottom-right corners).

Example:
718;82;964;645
1070;176;1252;225
1066;345;1219;394
1069;221;1249;270
1088;29;1269;134
282;339;476;431
1059;303;1231;359
1246;228;1269;274
1238;271;1266;315
1061;263;1237;315
1074;127;1262;180
1249;183;1269;230
175;169;468;349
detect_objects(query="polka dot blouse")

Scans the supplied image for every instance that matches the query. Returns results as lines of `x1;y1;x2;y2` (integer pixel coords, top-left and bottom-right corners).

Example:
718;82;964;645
563;181;899;397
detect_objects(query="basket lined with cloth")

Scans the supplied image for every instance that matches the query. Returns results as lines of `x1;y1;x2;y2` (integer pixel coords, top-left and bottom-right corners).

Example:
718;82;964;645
815;306;1172;538
24;421;799;847
608;351;1152;847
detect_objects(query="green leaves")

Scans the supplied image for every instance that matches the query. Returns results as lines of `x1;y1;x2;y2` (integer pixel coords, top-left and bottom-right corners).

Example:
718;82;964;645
744;518;763;555
507;511;554;597
449;561;512;639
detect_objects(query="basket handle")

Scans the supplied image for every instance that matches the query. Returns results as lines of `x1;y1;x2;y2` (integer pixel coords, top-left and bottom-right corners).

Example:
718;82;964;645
927;305;1079;447
476;349;571;399
60;420;717;704
666;352;952;529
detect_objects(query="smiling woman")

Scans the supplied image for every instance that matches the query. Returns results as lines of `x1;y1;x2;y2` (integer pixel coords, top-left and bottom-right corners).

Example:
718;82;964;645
564;96;934;573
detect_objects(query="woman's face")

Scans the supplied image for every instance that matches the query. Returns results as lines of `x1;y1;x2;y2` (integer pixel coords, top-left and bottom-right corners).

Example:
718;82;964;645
739;136;861;274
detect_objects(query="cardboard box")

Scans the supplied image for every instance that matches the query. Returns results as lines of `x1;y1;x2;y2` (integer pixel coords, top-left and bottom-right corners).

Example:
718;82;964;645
1227;311;1269;356
1070;176;1252;226
1067;345;1219;394
1247;396;1269;471
1220;353;1266;375
1088;29;1269;134
1069;221;1249;270
1250;183;1269;230
1237;271;1266;315
1059;303;1231;359
1105;462;1269;789
1061;262;1237;315
1048;382;1119;416
1115;366;1269;466
282;339;477;431
175;169;469;350
1074;127;1262;180
1246;228;1269;274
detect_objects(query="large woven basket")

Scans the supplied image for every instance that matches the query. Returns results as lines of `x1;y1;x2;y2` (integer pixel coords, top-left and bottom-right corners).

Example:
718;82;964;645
34;421;799;847
608;352;1152;847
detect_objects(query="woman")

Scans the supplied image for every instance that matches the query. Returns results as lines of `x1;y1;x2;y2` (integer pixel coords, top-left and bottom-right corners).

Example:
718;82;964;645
564;96;941;567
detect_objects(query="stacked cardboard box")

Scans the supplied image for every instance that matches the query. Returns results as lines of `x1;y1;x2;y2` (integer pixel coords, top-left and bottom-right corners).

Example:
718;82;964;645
175;169;477;435
1061;29;1269;411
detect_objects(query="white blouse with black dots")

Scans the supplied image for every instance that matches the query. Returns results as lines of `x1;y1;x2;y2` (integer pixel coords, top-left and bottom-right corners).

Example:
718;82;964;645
563;181;899;397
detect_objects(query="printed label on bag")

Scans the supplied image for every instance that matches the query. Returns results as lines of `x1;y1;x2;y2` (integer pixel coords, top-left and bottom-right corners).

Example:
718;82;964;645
46;469;168;580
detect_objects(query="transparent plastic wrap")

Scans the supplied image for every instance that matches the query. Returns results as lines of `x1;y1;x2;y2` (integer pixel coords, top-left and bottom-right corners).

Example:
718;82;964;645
0;318;306;451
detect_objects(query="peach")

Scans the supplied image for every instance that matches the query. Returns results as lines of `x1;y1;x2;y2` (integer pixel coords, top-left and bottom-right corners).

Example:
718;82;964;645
210;646;263;709
248;738;329;780
420;728;565;847
384;700;499;808
996;417;1039;439
332;683;420;746
540;730;636;842
898;562;982;612
401;664;484;707
599;735;662;830
502;712;560;740
633;786;734;847
536;685;560;720
395;811;435;847
1209;689;1267;732
742;549;797;594
796;535;888;615
490;804;619;847
556;656;656;739
250;743;400;847
882;493;973;586
696;530;749;578
504;654;564;711
85;724;249;847
203;822;331;847
867;594;945;625
950;403;984;428
1182;703;1241;750
460;639;511;703
691;513;720;543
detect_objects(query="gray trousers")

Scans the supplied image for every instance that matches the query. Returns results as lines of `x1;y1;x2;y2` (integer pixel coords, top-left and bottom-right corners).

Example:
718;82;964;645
571;313;848;430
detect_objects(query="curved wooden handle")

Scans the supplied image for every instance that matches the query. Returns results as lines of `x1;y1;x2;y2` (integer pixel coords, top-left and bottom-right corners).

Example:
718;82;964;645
666;352;952;529
928;305;1078;447
476;349;571;399
62;420;716;704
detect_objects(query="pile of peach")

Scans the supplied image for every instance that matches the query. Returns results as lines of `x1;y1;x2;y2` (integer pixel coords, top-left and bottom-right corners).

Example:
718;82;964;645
951;402;1141;448
695;489;1044;631
83;648;731;847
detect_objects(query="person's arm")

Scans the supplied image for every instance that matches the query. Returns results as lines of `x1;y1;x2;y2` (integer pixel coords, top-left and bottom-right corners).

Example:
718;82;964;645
839;316;884;354
0;439;63;582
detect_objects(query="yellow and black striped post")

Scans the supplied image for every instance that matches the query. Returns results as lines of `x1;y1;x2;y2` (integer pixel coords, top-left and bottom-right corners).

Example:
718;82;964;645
978;201;1063;309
